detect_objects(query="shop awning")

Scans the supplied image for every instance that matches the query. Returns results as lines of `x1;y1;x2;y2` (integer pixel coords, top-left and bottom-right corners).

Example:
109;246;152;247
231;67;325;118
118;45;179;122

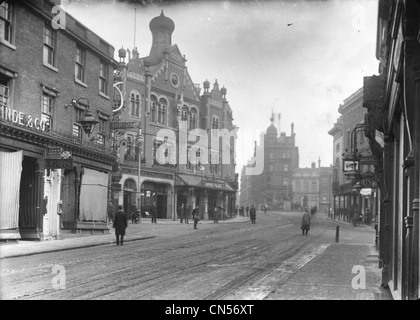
176;174;236;193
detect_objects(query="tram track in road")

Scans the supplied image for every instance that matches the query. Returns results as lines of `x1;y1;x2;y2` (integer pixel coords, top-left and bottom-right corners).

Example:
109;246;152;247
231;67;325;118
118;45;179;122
3;222;283;299
201;229;328;300
2;213;326;300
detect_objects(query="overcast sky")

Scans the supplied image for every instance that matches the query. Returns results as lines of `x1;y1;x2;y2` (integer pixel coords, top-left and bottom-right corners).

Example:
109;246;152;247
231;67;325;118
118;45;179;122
63;0;379;173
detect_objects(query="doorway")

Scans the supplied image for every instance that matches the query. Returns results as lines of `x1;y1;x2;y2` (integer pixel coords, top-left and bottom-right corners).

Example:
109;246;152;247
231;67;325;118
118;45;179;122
156;194;167;219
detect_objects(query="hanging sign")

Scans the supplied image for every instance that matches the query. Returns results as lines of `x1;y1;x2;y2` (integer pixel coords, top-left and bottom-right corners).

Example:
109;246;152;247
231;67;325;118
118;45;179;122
110;121;138;129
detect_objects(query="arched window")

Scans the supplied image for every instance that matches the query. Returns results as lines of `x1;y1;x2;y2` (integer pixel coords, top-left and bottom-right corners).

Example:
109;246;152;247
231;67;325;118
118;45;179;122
129;90;140;117
212;115;219;129
158;98;167;125
135;94;140;117
151;95;157;122
182;106;188;122
190;108;197;129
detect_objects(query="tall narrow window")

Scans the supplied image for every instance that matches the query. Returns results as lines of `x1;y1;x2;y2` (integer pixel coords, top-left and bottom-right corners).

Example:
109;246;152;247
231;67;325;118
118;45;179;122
96;118;106;145
182;108;188;122
0;1;12;43
43;24;56;67
99;61;108;95
129;93;135;116
75;46;86;83
190;109;197;129
212;116;219;129
150;95;157;122
73;106;85;139
124;135;133;160
41;92;54;132
0;74;10;108
129;90;140;117
158;98;167;125
135;94;140;117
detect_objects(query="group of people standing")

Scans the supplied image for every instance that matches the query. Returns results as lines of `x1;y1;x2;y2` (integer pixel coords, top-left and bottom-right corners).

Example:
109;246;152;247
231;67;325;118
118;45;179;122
178;203;201;229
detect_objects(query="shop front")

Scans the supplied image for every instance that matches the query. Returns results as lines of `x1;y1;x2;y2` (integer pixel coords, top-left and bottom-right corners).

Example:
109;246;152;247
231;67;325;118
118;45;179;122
0;120;115;240
175;174;236;220
119;168;175;219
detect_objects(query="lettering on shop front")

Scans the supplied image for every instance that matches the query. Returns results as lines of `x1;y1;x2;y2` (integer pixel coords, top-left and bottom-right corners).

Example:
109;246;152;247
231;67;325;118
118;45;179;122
1;106;49;133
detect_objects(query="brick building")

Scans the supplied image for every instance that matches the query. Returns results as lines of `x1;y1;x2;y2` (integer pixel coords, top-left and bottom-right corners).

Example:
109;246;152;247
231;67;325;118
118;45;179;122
0;0;117;240
111;11;238;220
240;114;299;211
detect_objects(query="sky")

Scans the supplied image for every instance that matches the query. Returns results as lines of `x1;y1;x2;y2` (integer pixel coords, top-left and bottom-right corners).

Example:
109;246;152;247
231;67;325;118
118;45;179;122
62;0;379;173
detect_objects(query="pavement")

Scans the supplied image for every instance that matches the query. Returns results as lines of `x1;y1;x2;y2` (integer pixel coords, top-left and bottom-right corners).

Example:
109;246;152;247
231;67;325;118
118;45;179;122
266;214;392;300
0;212;393;300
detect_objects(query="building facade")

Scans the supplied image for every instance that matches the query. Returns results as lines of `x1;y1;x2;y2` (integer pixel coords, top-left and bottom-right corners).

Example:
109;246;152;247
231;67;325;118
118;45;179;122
111;11;238;220
240;114;299;211
328;88;377;225
363;0;420;300
0;0;117;240
292;160;333;213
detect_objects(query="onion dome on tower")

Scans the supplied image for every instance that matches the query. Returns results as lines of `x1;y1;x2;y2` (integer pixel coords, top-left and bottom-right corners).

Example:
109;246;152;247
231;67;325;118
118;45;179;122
148;10;175;65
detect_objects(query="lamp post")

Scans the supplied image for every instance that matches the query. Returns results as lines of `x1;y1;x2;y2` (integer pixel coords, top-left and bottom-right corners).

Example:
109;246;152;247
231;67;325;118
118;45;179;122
137;128;143;215
352;181;362;226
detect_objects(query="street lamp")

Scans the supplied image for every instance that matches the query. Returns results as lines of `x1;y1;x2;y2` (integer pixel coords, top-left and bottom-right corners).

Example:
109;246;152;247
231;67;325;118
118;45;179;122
136;128;144;215
65;97;99;137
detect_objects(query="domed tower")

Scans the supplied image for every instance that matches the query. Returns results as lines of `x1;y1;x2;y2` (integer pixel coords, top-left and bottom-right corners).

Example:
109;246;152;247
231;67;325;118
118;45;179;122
266;113;278;137
118;46;126;63
149;10;175;65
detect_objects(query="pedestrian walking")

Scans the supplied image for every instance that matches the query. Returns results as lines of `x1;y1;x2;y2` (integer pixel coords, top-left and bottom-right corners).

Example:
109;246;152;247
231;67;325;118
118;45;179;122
131;202;138;224
301;209;311;235
113;205;128;245
250;204;256;224
150;204;157;223
179;203;185;223
185;205;190;224
246;206;249;217
192;206;200;229
213;207;219;223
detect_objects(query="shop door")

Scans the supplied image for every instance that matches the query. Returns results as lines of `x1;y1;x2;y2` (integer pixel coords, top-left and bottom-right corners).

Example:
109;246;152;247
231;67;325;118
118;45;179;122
156;194;167;219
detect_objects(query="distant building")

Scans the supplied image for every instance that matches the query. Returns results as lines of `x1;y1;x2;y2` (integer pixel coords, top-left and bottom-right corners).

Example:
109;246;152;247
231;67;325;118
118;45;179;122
292;159;332;213
328;88;377;223
0;0;118;240
240;114;299;211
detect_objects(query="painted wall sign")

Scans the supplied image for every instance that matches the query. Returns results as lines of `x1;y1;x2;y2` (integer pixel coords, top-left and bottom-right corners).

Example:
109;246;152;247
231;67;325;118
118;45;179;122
1;106;49;132
45;158;73;169
202;181;225;190
45;147;63;159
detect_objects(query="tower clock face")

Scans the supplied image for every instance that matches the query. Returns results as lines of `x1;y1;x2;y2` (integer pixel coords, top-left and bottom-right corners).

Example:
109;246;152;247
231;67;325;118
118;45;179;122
170;73;179;87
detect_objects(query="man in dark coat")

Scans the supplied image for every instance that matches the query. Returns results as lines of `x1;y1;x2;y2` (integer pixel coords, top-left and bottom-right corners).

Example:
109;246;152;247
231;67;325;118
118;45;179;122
179;203;185;223
250;204;256;224
113;205;128;245
151;204;157;223
192;206;199;229
301;209;311;235
213;207;219;223
185;205;190;224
